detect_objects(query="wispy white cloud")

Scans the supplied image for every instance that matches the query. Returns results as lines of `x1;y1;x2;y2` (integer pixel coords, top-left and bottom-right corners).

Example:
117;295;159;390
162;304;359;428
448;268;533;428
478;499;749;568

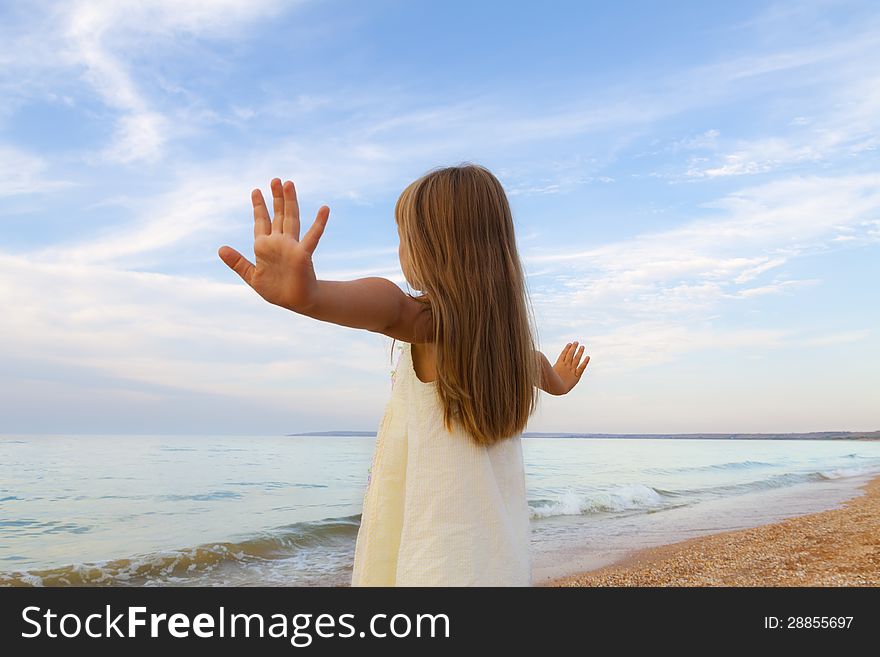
670;66;880;180
0;0;294;165
30;174;244;266
579;321;791;373
683;137;824;178
734;278;820;298
0;144;74;197
523;172;880;369
0;252;395;412
799;329;871;347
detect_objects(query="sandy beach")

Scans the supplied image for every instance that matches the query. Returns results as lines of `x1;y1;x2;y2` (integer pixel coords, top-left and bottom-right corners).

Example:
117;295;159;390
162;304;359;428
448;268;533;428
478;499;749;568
541;472;880;587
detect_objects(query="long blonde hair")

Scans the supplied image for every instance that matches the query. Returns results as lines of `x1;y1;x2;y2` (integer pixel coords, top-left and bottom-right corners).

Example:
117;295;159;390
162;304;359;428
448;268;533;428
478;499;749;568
393;162;541;446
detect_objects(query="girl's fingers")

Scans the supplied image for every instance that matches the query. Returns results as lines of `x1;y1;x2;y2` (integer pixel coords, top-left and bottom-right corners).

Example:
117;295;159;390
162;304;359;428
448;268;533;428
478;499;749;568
301;206;330;255
283;180;301;240
218;245;255;287
252;189;271;238
271;178;284;234
561;343;572;361
576;355;590;377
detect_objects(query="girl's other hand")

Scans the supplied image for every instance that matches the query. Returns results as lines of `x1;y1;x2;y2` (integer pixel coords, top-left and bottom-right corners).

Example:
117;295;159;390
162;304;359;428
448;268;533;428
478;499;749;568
218;178;330;312
553;341;590;394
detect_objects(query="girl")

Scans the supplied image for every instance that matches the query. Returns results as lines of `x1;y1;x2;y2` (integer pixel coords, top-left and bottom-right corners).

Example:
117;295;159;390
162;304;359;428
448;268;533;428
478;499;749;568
218;163;590;586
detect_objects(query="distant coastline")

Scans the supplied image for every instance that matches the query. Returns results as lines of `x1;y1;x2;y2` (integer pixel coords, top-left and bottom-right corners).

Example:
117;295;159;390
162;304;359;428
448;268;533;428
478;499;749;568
287;430;880;440
286;431;378;437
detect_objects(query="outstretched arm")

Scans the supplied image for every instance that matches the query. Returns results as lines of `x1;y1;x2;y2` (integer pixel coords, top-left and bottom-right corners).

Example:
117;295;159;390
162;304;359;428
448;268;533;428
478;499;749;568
218;178;431;343
300;277;433;343
536;341;589;395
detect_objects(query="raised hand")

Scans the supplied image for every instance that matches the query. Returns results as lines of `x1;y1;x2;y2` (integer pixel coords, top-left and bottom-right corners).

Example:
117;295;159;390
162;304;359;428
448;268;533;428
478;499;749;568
553;341;590;394
218;178;330;312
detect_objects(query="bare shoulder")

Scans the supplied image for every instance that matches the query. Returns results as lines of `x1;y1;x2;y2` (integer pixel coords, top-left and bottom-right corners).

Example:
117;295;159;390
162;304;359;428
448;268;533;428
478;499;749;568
381;293;434;344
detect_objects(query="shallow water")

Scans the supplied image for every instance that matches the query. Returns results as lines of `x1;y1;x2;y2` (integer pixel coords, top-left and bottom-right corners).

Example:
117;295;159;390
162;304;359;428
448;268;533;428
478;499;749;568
1;434;878;586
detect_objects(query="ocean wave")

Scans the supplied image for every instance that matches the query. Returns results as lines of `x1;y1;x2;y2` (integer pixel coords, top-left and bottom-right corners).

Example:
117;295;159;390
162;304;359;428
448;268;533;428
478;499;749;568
529;483;667;519
528;463;880;520
670;466;880;498
643;460;776;475
818;465;880;479
0;515;361;588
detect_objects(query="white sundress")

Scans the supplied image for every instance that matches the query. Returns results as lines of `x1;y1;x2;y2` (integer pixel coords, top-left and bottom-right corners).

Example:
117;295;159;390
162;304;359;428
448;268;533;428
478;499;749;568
351;341;532;586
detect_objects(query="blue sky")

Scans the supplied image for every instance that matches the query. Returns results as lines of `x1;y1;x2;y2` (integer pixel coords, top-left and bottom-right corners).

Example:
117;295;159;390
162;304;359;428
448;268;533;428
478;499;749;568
0;0;878;435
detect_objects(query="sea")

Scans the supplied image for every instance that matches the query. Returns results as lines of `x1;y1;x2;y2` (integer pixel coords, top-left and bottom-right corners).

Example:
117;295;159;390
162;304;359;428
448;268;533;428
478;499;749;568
2;433;879;586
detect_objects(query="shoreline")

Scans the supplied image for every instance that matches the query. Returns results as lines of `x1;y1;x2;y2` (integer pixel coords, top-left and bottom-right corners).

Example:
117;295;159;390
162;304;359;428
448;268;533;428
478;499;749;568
538;472;880;587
